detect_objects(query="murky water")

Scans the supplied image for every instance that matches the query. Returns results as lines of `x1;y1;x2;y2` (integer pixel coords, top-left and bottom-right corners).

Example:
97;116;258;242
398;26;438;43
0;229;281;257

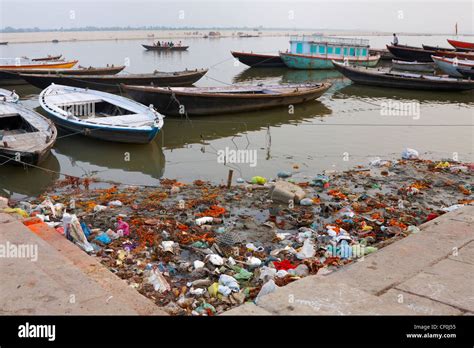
0;35;473;198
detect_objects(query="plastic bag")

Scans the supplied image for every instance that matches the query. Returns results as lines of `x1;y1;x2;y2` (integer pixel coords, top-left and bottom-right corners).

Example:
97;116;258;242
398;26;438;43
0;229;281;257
255;279;277;304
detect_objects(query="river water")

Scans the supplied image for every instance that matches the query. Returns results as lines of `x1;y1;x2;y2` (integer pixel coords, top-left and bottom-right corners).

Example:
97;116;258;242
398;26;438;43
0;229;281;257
0;34;473;198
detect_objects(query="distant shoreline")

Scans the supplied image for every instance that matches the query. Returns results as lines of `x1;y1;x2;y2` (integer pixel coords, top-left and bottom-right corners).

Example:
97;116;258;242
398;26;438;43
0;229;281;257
1;29;472;45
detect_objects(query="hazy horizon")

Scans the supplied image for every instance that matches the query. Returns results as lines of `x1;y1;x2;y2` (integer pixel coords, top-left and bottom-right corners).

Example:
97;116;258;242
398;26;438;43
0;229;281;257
0;0;473;34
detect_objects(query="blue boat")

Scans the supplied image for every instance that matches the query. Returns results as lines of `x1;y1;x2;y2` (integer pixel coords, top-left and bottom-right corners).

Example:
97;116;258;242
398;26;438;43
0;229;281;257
280;35;380;70
39;84;164;144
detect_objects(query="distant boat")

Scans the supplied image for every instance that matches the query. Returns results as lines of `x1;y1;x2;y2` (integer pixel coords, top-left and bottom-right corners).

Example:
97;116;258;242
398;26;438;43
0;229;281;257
0;88;19;102
0;58;78;70
31;54;63;62
230;51;286;68
142;44;189;51
39;84;164;143
0;42;8;45
0;102;57;165
20;68;208;92
447;39;474;51
0;65;126;85
52;39;59;43
280;35;380;69
431;55;474;77
392;59;435;73
332;60;474;91
122;83;331;116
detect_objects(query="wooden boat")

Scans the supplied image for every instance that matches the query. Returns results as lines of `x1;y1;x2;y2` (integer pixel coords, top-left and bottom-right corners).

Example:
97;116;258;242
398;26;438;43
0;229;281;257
0;42;8;45
369;48;394;60
0;59;78;70
332;61;474;91
20;68;208;92
0;88;19;102
457;67;474;79
422;44;454;52
0;65;126;85
122;83;331;116
280;51;380;69
281;36;380;69
447;39;474;51
142;44;189;51
39;84;164;143
0;102;57;165
387;45;474;62
432;55;474;77
31;55;63;62
230;51;286;67
391;59;435;73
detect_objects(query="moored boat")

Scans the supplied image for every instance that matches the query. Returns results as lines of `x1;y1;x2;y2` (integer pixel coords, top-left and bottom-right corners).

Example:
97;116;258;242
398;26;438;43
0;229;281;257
431;55;474;77
230;51;286;67
456;67;474;79
391;59;435;73
422;44;454;52
0;58;78;70
281;35;380;70
0;65;126;85
332;60;474;91
20;68;208;92
0;101;57;165
0;88;19;102
387;44;474;62
0;42;8;45
447;39;474;51
39;84;164;143
122;83;331;116
142;44;189;51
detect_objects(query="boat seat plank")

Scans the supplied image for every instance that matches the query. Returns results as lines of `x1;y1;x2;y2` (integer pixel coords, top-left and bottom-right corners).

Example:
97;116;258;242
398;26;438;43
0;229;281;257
45;91;103;105
83;113;154;127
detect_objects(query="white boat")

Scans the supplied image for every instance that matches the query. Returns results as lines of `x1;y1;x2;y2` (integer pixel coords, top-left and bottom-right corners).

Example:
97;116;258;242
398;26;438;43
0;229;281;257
0;88;19;103
39;84;164;144
431;55;474;77
391;59;435;73
0;102;57;165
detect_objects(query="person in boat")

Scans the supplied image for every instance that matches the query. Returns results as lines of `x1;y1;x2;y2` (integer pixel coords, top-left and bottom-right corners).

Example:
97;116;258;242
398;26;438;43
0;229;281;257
178;41;182;47
392;33;399;46
157;41;161;47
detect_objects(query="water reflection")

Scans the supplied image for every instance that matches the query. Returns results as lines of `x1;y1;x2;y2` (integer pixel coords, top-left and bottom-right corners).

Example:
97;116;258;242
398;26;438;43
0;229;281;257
53;134;166;179
0;152;60;198
334;84;474;105
161;100;332;149
233;67;344;84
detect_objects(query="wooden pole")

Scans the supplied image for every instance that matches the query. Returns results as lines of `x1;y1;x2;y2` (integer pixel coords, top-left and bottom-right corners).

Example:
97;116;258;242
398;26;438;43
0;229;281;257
227;169;233;189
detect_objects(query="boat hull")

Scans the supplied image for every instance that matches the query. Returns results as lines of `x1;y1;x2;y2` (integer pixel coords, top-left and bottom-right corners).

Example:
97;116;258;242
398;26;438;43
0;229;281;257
124;84;331;116
230;51;286;67
0;60;78;69
392;60;435;72
447;39;474;51
333;62;474;91
386;45;434;62
432;57;465;77
280;52;380;70
20;69;208;92
42;110;160;143
457;67;474;79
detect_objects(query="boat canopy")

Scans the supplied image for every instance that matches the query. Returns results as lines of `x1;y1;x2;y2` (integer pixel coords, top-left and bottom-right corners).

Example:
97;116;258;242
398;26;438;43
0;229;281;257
289;35;371;59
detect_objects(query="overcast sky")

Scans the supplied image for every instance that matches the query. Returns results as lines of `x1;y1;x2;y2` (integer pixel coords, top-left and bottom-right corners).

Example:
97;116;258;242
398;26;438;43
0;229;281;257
0;0;472;34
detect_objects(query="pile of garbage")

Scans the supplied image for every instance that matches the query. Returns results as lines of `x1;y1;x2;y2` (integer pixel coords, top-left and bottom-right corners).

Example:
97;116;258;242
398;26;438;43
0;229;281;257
4;151;473;315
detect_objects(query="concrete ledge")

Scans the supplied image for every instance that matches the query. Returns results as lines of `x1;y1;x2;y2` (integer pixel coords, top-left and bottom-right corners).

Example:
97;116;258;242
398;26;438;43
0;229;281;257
0;213;167;315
